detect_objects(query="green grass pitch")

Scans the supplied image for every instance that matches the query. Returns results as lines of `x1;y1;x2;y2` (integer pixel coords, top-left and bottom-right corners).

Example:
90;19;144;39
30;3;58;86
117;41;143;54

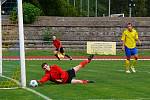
0;60;150;100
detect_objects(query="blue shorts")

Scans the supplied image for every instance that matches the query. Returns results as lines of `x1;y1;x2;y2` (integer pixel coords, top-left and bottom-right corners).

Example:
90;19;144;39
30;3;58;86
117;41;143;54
125;46;138;57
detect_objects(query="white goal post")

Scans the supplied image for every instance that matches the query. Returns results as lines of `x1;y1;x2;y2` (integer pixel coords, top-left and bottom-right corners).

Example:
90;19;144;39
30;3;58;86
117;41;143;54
18;0;26;88
0;0;26;87
0;0;2;75
1;0;7;5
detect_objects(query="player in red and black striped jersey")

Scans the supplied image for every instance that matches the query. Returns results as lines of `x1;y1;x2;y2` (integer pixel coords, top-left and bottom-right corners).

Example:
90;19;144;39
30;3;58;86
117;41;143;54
37;55;95;84
52;36;72;60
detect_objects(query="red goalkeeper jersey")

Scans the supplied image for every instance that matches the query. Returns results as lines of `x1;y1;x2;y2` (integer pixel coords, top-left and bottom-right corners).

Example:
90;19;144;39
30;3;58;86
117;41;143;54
53;39;62;49
38;65;69;84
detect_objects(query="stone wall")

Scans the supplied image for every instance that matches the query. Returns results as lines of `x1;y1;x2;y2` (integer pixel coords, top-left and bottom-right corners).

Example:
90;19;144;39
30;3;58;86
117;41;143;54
2;16;150;50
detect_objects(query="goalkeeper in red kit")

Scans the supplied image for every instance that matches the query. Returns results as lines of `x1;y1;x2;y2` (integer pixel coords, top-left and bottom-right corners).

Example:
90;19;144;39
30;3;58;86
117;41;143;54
37;55;95;84
52;35;72;60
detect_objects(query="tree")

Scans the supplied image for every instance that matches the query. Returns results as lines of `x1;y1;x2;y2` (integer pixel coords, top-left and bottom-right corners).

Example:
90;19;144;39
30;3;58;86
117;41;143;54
111;0;128;16
23;0;150;17
146;0;150;16
32;0;79;16
134;0;147;17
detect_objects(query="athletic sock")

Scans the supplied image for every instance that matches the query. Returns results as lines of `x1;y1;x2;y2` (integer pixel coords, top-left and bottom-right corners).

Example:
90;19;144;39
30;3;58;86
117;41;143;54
65;54;72;60
79;60;90;67
81;80;88;84
55;54;60;60
125;60;130;71
81;80;95;84
131;59;137;67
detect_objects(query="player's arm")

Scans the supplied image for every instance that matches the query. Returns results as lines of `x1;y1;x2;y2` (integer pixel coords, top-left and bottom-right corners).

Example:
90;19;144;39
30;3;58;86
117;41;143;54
135;32;141;45
135;30;141;45
55;79;63;83
121;40;125;50
136;38;141;46
37;73;50;84
121;31;126;50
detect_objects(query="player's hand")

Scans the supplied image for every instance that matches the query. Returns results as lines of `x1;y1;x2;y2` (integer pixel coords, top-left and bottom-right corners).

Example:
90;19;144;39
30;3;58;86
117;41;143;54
138;41;142;46
137;41;142;46
56;79;63;83
36;80;42;85
122;46;124;51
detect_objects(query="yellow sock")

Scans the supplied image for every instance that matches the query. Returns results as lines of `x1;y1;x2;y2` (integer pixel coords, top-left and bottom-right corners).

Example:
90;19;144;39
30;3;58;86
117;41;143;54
131;59;137;67
125;60;130;71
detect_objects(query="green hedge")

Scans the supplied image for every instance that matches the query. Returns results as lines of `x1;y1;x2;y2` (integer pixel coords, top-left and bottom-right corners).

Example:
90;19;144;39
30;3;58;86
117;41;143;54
10;2;42;24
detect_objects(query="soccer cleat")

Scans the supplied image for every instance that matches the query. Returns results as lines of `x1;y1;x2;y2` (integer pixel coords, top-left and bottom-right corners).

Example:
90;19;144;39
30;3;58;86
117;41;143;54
87;80;95;83
88;55;94;61
70;57;73;60
131;67;136;73
126;70;131;73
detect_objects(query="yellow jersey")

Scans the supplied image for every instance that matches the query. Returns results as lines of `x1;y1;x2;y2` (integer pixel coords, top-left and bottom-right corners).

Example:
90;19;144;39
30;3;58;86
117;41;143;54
121;28;138;49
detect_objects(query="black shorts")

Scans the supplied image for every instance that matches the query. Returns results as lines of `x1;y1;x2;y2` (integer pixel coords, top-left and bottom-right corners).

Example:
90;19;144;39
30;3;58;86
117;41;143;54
66;68;76;83
56;47;64;53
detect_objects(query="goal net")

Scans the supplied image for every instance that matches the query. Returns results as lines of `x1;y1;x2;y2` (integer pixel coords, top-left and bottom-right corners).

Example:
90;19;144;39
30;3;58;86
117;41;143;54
0;0;26;89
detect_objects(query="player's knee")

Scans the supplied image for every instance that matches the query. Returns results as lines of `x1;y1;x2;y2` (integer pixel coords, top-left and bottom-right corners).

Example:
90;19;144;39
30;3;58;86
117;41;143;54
126;57;130;60
73;65;82;72
134;56;138;60
53;51;58;54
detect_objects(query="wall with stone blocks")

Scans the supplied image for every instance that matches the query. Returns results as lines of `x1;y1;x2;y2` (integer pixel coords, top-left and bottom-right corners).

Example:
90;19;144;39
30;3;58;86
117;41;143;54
2;16;150;50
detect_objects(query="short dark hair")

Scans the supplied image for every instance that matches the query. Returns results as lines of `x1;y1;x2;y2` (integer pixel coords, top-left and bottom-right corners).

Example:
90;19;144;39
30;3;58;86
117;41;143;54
41;63;47;68
127;23;132;26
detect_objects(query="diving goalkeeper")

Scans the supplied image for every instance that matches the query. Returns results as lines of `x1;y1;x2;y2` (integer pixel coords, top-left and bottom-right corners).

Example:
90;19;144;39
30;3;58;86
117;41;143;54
37;55;95;84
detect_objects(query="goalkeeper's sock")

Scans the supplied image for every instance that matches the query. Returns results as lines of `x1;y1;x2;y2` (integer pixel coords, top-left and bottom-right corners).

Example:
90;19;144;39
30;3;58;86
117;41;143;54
125;60;130;71
81;80;95;84
55;54;60;60
79;55;94;67
82;80;88;84
80;60;89;67
65;54;72;60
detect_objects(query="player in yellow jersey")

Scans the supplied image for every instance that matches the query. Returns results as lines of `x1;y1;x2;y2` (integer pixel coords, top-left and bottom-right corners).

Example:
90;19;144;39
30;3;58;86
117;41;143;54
121;23;141;73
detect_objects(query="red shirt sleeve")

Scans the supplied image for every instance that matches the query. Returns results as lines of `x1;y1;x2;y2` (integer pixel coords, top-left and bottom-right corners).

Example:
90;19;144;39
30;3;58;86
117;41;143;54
38;72;50;84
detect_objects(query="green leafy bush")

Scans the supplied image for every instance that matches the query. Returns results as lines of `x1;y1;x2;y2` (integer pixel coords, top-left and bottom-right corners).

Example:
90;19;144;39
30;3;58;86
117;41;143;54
43;28;52;42
42;28;61;44
9;2;42;24
23;2;42;24
9;8;17;23
57;0;79;16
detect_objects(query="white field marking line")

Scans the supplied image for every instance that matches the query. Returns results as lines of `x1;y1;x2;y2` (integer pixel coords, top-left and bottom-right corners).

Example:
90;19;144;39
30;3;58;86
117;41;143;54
3;70;19;72
0;75;52;100
23;87;52;100
85;68;150;74
0;75;20;85
83;69;99;73
0;87;19;89
117;69;150;74
2;65;18;67
3;58;150;61
88;98;150;100
2;63;37;67
0;75;20;90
